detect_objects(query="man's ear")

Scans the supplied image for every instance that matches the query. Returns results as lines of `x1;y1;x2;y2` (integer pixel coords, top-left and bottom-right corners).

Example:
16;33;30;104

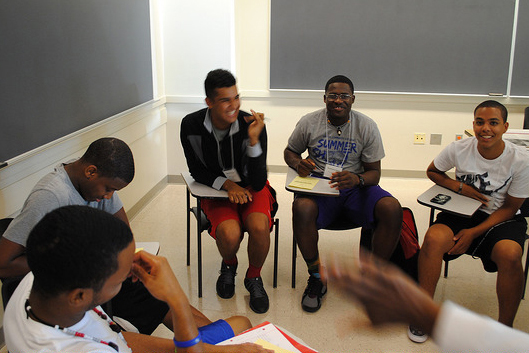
84;165;98;180
68;288;94;308
205;97;213;109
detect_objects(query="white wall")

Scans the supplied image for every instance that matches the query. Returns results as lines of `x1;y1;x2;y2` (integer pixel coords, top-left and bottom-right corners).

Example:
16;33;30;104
160;0;236;176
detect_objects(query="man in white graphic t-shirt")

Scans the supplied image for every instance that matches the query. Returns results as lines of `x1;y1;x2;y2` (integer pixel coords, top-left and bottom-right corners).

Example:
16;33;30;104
409;100;529;343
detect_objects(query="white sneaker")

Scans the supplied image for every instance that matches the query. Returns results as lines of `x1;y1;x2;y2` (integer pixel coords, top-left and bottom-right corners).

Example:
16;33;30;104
407;325;428;343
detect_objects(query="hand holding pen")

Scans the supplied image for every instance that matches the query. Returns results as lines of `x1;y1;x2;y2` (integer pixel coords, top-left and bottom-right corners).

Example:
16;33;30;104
296;157;316;177
247;109;265;146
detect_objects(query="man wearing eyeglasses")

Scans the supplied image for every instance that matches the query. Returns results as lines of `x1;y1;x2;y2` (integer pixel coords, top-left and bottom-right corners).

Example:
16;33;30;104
284;75;403;313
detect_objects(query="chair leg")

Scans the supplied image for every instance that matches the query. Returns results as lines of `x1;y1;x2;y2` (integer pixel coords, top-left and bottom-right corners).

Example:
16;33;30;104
273;218;279;288
523;245;529;299
444;259;449;278
292;236;297;288
429;208;435;227
186;189;191;267
197;198;203;298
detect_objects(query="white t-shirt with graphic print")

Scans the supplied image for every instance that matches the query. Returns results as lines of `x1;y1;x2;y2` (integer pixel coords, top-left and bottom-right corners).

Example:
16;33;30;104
434;137;529;214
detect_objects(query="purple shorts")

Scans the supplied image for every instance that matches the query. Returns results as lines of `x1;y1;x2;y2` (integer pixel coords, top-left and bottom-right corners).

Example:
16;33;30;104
303;185;393;230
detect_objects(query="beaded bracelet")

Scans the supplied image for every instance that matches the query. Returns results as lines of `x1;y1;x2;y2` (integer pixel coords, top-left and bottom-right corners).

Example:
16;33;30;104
173;332;201;349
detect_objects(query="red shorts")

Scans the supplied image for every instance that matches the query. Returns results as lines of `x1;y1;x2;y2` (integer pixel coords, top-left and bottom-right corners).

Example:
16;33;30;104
201;181;276;239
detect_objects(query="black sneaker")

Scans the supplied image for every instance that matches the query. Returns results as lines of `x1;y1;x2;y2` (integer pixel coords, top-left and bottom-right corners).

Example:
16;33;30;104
301;275;327;312
216;262;237;299
407;325;428;343
244;277;269;314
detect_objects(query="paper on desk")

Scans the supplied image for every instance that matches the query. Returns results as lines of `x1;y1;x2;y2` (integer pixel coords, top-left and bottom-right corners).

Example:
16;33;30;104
288;176;319;190
218;322;302;352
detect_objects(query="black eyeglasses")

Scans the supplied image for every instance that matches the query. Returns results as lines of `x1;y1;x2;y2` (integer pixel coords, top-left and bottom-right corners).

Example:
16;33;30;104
325;93;353;101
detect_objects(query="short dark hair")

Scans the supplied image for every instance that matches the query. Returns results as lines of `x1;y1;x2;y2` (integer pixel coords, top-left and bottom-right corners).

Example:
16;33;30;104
325;75;354;94
27;206;133;298
474;100;508;122
81;138;135;183
204;69;236;99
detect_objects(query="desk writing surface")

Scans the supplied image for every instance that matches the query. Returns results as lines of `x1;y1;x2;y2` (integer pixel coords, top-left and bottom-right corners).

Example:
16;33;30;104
503;129;529;149
135;242;160;255
181;172;228;199
285;168;339;196
417;184;482;217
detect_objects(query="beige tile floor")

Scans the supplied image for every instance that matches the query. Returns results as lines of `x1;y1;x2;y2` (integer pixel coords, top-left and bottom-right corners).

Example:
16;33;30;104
129;173;529;352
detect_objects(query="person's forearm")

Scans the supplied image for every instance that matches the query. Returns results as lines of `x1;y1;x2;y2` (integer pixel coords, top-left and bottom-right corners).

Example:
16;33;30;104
358;169;381;186
113;208;129;227
190;305;211;327
427;168;455;189
0;254;30;278
166;294;198;336
284;148;302;170
222;179;239;192
469;207;519;237
165;294;204;353
123;332;174;353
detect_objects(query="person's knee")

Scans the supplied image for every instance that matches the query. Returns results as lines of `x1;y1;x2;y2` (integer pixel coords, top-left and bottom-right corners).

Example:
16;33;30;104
421;225;453;255
225;315;252;335
245;213;270;236
492;241;523;271
292;197;318;221
374;197;402;223
216;221;242;249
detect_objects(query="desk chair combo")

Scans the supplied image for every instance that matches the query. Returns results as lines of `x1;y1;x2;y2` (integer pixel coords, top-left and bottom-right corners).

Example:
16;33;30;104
418;185;529;299
286;167;419;287
182;172;279;298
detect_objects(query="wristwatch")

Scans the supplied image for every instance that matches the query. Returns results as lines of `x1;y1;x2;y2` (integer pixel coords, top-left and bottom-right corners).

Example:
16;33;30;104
356;173;365;188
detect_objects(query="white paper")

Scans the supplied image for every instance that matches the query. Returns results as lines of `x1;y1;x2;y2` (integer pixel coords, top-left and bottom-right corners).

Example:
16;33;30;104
217;323;302;352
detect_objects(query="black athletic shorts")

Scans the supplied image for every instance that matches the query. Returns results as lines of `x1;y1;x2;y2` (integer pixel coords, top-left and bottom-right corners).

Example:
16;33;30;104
435;210;527;272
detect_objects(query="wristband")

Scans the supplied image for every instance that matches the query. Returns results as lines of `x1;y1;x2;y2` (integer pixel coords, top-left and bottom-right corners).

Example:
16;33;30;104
173;332;201;348
457;181;463;194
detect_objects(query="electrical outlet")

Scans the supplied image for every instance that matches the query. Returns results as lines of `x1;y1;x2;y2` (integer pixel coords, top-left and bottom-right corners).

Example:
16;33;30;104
456;134;463;141
414;133;426;144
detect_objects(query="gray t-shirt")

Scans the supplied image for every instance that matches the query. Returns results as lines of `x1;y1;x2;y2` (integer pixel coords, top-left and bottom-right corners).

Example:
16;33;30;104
287;108;385;173
3;161;123;246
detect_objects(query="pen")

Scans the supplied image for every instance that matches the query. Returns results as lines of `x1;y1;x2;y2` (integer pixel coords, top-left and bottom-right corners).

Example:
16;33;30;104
249;110;271;121
309;171;330;180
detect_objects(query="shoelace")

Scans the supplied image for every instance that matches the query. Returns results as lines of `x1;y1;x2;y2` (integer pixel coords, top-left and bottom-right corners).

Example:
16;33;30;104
305;276;323;296
218;265;236;284
246;278;267;298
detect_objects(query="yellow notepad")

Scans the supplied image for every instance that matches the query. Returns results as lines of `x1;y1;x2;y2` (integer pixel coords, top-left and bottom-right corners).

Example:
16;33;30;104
254;338;297;353
288;176;320;190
